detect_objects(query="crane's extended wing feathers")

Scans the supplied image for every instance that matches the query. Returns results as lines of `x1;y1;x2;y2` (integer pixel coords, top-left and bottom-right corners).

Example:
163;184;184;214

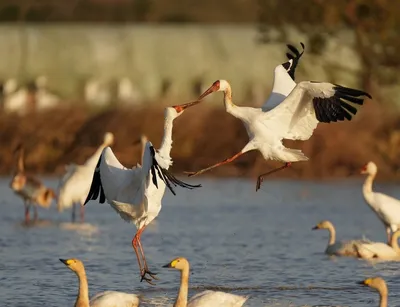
283;42;305;80
83;156;106;205
149;146;201;196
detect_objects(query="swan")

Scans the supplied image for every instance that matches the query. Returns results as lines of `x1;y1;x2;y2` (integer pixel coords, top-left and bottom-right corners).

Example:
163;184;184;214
60;258;140;307
163;257;248;307
57;132;115;223
354;230;400;261
361;161;400;243
312;220;369;256
358;277;388;307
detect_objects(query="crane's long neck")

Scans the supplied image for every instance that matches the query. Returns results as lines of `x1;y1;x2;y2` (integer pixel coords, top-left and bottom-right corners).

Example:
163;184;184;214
223;87;244;120
158;116;174;163
174;267;189;307
327;224;336;246
391;231;400;252
75;270;90;307
363;172;376;206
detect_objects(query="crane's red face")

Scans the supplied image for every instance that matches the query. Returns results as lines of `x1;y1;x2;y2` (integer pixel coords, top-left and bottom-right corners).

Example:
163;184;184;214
198;80;220;100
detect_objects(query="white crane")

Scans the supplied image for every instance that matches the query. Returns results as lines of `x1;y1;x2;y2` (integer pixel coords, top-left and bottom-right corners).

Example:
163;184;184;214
57;132;115;223
83;103;201;285
361;161;400;243
180;51;371;191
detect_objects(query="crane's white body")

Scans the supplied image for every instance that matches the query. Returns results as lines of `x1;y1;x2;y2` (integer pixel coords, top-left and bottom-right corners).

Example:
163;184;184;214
227;81;346;162
187;290;247;307
362;162;400;238
90;290;140;307
57;133;114;212
87;108;188;230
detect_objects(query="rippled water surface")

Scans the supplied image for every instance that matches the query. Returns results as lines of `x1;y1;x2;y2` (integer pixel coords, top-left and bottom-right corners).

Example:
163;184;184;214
2;177;400;307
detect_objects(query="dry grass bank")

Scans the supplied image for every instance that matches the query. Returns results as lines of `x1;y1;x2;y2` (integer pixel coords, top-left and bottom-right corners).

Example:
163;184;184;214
1;100;400;181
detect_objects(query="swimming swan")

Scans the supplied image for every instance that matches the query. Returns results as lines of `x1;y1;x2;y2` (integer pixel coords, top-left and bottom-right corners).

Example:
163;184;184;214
60;258;140;307
163;257;248;307
354;230;400;261
312;220;369;256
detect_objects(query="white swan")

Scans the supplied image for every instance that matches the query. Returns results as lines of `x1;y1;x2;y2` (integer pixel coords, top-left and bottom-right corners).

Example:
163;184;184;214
358;277;388;307
312;220;369;256
354;230;400;260
57;132;115;223
361;161;400;243
163;257;248;307
60;258;140;307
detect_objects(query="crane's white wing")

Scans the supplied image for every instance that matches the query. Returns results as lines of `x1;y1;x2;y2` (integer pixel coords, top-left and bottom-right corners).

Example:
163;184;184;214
262;81;371;141
188;290;248;307
262;43;304;111
373;192;400;228
90;290;140;307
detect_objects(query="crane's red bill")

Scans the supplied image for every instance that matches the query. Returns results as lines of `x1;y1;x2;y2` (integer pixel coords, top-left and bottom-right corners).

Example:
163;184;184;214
172;100;202;112
360;164;368;173
198;85;218;100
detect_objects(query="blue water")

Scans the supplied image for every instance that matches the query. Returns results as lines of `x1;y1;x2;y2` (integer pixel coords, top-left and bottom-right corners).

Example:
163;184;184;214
1;177;400;306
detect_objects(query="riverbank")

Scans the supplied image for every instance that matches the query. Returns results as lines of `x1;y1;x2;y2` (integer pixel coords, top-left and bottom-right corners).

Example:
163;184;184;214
2;101;400;181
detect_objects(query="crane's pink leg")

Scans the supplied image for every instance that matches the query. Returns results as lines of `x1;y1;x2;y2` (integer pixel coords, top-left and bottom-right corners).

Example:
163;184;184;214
136;227;158;283
33;205;38;221
256;162;292;191
132;227;157;285
131;233;145;280
185;152;243;177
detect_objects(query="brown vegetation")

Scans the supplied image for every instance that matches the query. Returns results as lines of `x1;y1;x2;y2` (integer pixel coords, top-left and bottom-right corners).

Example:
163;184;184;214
2;100;400;181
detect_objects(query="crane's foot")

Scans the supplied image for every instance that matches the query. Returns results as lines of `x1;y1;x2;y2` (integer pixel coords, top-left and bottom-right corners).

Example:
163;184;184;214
140;269;159;285
256;176;264;191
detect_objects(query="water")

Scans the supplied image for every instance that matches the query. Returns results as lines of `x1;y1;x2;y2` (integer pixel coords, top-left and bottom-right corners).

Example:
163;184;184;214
1;177;400;307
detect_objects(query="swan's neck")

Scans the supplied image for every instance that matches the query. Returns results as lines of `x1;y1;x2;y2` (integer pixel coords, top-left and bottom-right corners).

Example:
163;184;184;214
327;224;336;246
75;270;90;307
379;291;388;307
158;117;174;162
174;267;189;307
391;232;400;252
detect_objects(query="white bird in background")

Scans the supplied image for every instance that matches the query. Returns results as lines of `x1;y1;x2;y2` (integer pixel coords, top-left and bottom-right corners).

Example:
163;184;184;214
163;257;248;307
84;102;201;284
180;45;371;191
60;258;140;307
361;161;400;243
353;230;400;261
57;132;115;223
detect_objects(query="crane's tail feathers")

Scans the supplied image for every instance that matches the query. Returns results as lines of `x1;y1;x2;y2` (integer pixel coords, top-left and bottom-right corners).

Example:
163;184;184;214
83;155;106;205
282;148;309;162
149;146;201;196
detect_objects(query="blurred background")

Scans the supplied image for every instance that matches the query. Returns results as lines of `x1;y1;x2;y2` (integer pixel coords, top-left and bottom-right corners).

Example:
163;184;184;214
0;0;400;179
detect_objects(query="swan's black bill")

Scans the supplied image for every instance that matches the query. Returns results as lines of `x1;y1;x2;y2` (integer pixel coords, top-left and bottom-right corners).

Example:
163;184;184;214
311;226;318;230
162;263;172;268
59;259;68;265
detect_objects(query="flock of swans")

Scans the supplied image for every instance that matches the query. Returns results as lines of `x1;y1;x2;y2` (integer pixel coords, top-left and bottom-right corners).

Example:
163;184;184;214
8;42;400;307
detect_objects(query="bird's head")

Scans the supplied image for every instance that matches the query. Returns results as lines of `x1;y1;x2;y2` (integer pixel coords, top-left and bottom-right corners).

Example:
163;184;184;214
103;132;114;146
162;257;189;271
198;79;230;100
357;277;387;294
60;258;85;274
169;98;202;117
360;161;377;176
312;220;332;231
